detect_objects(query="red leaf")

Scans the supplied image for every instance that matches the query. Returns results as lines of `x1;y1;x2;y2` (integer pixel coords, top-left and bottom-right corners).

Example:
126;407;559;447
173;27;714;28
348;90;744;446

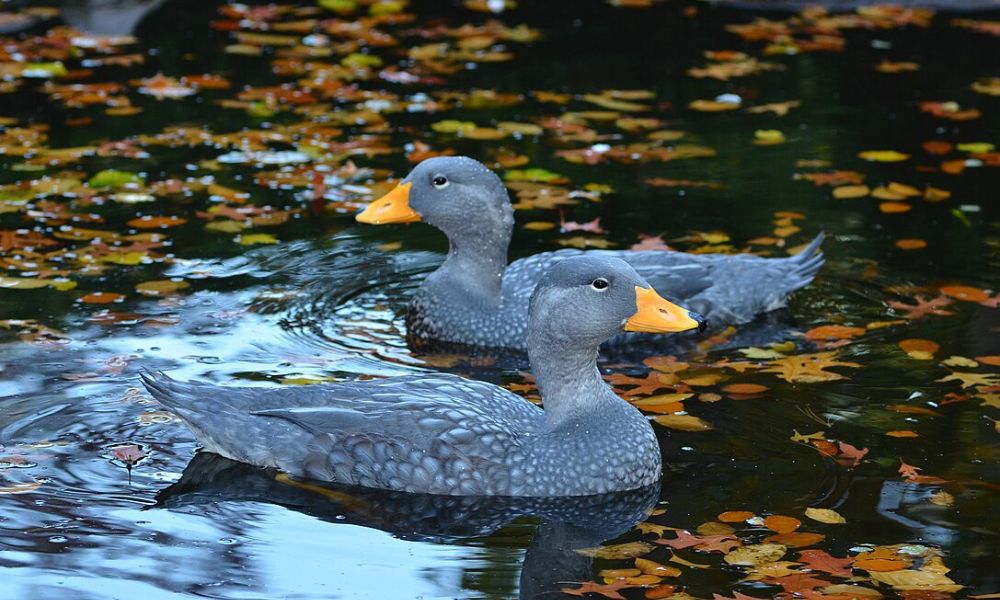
798;549;854;577
560;216;606;234
836;442;869;468
111;444;145;464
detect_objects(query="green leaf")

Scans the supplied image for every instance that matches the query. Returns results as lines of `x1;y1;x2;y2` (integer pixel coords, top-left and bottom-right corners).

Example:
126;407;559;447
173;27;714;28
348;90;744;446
88;170;144;189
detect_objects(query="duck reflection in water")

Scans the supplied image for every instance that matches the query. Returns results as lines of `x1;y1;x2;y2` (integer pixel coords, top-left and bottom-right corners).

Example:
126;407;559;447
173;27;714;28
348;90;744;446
157;453;660;600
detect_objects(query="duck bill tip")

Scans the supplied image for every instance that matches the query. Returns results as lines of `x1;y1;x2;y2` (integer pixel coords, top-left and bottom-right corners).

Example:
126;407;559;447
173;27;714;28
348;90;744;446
623;286;703;334
355;182;421;225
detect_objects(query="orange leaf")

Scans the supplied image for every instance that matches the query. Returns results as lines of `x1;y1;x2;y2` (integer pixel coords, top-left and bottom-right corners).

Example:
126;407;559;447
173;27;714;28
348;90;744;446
940;285;989;302
976;355;1000;366
854;558;908;572
722;383;769;395
717;510;755;523
79;292;125;304
895;239;926;250
922;140;953;155
804;325;865;341
886;430;919;438
879;202;911;213
763;515;801;533
127;215;187;229
888;404;941;416
898;339;939;354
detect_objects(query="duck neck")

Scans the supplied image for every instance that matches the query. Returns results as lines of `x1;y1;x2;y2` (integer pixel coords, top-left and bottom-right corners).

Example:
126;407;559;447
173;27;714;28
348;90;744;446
429;217;512;304
528;334;614;428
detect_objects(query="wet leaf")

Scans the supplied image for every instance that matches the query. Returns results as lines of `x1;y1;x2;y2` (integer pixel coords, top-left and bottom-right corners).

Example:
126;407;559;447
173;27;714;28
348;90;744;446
724;543;786;566
858;150;910;162
763;532;825;548
800;509;844;526
653;414;713;431
886;430;919;438
576;541;655;559
868;569;961;591
79;292;125;304
635;558;681;577
940;285;989;302
798;549;853;577
763;515;801;533
136;279;189;297
804;325;865;341
763;352;862;383
717;510;755;523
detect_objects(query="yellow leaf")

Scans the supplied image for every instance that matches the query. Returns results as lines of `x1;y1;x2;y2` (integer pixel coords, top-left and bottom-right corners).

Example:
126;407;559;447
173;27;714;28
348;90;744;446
653;414;712;431
237;233;278;245
858;150;910;162
804;507;846;524
868;569;961;592
832;184;870;199
724;543;787;566
136;279;189;297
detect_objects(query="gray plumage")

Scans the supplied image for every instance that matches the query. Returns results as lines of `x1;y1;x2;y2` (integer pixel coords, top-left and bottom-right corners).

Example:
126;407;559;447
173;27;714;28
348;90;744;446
381;156;824;351
143;256;688;497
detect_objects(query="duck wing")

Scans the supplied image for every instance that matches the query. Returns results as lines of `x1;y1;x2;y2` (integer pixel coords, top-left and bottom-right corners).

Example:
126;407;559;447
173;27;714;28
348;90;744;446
141;370;542;495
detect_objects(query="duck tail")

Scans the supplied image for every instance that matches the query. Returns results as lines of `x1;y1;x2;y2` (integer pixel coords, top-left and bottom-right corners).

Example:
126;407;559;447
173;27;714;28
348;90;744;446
784;230;825;292
140;369;205;416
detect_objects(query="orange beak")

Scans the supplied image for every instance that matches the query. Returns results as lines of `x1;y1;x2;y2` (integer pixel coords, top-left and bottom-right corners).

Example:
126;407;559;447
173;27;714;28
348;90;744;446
355;182;421;225
624;286;704;334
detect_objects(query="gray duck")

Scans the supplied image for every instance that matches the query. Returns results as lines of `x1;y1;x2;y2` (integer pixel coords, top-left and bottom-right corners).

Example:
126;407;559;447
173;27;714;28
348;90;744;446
356;156;823;351
142;256;703;497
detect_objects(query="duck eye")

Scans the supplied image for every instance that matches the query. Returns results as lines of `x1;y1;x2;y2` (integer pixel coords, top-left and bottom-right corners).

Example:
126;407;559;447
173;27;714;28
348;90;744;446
591;278;609;291
432;176;448;188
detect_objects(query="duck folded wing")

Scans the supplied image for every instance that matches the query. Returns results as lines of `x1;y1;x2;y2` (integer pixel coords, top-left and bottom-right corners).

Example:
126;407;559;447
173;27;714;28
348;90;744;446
142;370;541;495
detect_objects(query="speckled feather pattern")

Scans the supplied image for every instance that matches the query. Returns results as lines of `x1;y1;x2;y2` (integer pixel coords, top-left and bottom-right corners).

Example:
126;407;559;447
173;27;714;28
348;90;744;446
142;371;661;497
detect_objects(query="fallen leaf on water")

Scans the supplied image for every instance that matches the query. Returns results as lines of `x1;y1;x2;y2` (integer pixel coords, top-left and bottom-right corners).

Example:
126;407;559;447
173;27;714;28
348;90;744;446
898;338;939;359
634;558;681;577
127;215;187;229
859;150;910;162
886;430;919;438
940;285;989;302
79;292;125;304
929;490;955;506
237;233;278;245
977;355;1000;366
895;239;927;250
763;352;862;383
136;279;189;296
718;510;755;523
937;371;998;388
880;201;912;214
804;325;865;341
832;184;870;198
724;543;787;566
868;569;961;591
898;460;948;484
763;515;801;533
576;541;655;559
837;441;869;467
804;507;846;524
653;414;713;431
888;295;954;319
721;383;768;395
798;549;853;577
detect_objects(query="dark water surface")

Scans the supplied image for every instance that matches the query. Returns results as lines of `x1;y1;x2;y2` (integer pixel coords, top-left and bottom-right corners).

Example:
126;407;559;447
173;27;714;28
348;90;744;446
1;0;998;598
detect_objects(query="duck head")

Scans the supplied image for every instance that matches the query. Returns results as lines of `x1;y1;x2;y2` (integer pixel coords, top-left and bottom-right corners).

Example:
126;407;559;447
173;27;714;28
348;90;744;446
528;256;705;349
356;156;515;244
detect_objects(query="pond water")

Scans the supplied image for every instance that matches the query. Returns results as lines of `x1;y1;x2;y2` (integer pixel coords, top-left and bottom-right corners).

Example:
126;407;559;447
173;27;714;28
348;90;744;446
1;0;998;598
